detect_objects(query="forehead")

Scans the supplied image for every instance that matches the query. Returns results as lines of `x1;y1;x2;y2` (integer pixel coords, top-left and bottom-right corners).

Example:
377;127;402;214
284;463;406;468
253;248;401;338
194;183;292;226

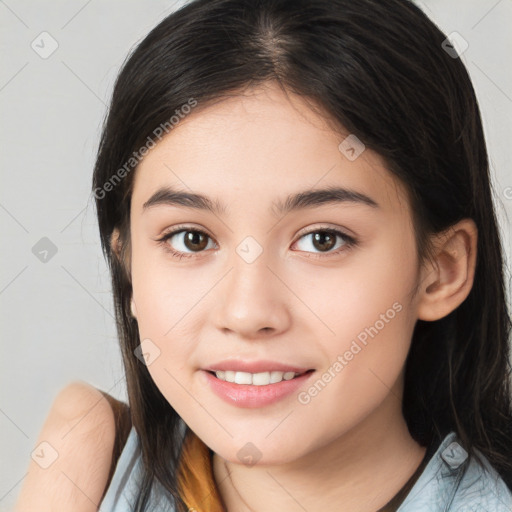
131;83;410;218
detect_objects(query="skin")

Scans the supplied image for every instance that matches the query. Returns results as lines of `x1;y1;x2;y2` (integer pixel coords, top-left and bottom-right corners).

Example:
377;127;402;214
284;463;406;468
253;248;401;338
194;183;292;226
114;81;477;511
14;382;119;512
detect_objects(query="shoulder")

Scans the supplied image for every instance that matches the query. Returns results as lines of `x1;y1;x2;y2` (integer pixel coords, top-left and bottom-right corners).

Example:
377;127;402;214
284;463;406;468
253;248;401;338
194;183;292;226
15;381;125;512
48;380;121;450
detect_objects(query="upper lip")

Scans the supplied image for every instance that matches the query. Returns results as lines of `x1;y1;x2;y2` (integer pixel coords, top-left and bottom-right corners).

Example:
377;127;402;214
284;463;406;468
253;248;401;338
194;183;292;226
203;359;313;374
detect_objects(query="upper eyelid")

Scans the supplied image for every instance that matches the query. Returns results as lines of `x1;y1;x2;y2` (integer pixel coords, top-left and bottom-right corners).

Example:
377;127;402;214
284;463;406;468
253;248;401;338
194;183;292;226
159;224;214;241
161;223;352;239
296;224;353;238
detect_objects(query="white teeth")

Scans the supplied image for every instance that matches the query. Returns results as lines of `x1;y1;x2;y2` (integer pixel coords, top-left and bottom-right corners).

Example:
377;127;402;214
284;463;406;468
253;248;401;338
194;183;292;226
270;371;284;383
214;370;301;385
252;372;271;385
234;371;252;385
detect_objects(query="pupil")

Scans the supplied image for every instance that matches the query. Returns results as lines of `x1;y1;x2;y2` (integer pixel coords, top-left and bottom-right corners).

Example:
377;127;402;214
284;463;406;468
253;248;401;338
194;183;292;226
313;232;335;251
185;231;208;251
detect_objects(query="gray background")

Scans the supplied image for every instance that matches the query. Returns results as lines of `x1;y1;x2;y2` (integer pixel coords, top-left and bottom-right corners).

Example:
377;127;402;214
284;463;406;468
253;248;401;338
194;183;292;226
0;1;511;510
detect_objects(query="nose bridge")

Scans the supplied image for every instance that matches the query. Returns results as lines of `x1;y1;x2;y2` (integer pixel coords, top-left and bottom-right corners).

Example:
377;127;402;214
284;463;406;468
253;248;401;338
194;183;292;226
229;243;271;297
213;235;291;336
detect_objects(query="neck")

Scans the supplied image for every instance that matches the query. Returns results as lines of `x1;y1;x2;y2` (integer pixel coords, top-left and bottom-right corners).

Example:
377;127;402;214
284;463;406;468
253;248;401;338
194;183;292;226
212;389;426;512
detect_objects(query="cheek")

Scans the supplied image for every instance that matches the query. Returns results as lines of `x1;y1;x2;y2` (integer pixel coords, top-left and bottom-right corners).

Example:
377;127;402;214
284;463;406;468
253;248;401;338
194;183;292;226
295;230;417;348
130;257;206;413
132;273;205;378
302;279;412;397
293;264;414;443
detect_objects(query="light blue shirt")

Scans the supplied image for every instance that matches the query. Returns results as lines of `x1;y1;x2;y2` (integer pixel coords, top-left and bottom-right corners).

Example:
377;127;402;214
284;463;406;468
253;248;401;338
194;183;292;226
99;426;512;511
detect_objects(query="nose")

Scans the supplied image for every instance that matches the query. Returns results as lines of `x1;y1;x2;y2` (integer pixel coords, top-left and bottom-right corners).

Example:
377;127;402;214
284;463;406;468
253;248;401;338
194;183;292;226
212;249;292;339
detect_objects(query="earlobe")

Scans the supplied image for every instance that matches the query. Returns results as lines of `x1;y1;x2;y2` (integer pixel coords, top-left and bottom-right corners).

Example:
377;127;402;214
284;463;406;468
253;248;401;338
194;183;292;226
417;219;478;321
130;298;137;318
109;226;133;283
110;228;122;260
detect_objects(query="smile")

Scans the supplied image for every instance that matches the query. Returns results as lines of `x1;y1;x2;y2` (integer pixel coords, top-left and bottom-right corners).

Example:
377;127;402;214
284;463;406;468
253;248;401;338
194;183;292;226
212;370;306;386
203;369;315;408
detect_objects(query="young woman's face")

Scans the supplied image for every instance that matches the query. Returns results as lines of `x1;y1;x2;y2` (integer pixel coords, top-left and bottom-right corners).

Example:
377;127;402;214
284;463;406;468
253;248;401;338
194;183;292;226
129;82;423;464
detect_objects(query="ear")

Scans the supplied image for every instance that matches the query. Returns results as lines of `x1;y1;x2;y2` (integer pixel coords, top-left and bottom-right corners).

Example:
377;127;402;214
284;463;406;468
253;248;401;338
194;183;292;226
130;297;137;318
110;227;135;316
110;227;132;281
110;228;122;260
416;218;478;321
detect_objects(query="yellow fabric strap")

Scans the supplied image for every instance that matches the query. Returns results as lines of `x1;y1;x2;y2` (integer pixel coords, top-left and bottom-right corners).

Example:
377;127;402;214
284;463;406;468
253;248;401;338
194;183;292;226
177;430;225;512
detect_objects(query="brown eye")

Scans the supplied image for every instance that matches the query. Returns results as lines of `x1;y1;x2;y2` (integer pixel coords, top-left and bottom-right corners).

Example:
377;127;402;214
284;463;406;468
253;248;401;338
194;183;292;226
293;228;356;256
159;228;215;256
311;231;337;252
182;231;209;251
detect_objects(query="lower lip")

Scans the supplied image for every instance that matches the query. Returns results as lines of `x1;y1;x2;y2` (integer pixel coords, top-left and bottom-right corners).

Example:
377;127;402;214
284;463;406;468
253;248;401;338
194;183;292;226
202;370;315;408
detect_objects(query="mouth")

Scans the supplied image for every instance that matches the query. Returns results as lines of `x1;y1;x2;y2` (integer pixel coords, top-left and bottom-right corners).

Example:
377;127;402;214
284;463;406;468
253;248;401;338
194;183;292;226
207;369;315;386
202;367;316;408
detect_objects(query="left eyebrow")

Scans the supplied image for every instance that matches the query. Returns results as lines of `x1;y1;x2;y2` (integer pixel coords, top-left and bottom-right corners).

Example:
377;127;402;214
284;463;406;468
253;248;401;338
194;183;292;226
141;185;379;216
272;186;379;215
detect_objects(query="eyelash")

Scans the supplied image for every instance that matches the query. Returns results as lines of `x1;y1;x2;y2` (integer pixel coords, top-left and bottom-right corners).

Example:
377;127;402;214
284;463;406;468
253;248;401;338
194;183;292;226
156;224;358;260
